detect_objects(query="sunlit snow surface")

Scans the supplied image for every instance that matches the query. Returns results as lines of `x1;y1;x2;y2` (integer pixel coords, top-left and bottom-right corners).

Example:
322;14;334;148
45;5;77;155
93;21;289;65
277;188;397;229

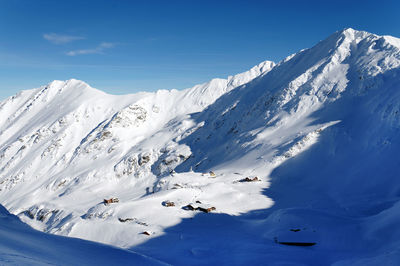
1;28;400;265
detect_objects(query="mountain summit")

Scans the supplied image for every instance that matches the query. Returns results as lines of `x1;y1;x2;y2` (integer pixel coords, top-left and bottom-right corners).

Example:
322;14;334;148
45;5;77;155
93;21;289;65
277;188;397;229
1;29;400;265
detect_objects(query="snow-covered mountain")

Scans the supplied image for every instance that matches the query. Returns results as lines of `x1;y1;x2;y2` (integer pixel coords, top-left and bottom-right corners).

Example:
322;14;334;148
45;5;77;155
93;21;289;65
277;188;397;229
1;28;400;265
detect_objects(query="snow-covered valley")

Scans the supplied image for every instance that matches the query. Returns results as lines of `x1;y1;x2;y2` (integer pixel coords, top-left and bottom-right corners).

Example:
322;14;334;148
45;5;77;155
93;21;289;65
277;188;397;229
1;28;400;265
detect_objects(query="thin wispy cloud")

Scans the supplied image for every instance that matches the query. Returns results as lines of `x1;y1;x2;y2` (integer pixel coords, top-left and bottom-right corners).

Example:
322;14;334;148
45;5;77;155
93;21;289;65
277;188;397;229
43;33;85;44
66;42;115;56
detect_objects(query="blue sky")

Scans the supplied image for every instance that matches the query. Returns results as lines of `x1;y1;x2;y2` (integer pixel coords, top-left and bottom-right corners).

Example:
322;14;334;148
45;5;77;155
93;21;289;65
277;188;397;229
1;0;399;100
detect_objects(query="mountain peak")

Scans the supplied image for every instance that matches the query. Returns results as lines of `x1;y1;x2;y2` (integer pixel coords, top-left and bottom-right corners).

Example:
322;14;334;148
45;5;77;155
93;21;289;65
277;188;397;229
42;79;106;99
47;78;90;91
331;27;372;43
341;27;356;34
333;28;400;50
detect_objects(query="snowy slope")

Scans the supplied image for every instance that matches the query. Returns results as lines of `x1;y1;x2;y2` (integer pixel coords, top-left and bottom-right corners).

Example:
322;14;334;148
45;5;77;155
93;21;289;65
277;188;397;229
1;28;400;265
0;204;166;265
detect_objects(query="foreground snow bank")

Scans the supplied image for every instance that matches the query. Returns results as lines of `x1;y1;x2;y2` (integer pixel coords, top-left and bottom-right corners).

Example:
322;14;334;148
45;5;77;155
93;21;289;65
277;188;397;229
0;204;166;265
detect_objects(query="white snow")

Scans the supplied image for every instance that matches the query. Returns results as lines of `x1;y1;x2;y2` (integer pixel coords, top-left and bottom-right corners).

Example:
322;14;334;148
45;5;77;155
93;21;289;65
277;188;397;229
1;28;400;265
0;204;166;265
